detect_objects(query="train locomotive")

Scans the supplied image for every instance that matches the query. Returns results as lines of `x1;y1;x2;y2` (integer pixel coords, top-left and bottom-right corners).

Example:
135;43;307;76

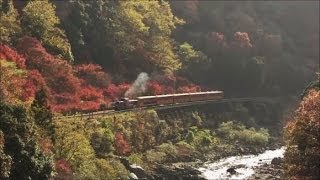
112;91;224;111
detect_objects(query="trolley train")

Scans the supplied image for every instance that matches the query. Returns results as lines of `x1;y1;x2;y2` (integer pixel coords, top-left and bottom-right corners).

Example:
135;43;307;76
112;91;224;111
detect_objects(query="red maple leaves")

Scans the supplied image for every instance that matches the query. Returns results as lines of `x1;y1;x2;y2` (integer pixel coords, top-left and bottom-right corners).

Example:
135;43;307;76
1;36;203;113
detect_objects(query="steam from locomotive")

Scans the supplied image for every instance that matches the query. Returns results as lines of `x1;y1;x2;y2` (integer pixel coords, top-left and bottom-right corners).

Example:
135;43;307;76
125;72;150;98
112;73;224;112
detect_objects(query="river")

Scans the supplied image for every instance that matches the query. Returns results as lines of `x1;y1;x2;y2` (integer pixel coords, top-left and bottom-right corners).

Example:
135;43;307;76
198;147;285;180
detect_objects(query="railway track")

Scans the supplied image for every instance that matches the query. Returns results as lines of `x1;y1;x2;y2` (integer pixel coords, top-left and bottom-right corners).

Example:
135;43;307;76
54;97;287;120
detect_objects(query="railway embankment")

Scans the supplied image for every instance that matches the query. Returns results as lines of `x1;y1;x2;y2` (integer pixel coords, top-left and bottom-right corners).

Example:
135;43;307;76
53;97;295;179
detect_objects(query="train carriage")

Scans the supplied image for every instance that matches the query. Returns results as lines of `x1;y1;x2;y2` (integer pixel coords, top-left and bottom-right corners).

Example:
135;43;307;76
137;96;157;107
174;93;192;103
156;94;175;105
115;91;224;110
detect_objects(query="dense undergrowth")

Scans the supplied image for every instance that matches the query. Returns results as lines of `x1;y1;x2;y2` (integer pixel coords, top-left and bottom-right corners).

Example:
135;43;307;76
53;107;274;179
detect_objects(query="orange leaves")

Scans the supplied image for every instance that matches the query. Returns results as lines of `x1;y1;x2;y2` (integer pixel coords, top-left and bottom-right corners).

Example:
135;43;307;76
206;31;253;49
77;86;104;112
146;75;201;95
297;90;320;121
208;32;225;45
177;84;201;93
284;90;320;179
147;80;162;95
104;83;130;100
230;32;253;49
75;64;110;88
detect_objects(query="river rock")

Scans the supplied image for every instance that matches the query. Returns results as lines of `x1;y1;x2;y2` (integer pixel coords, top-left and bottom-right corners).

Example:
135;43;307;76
271;157;283;165
227;167;237;175
153;164;206;180
129;173;138;179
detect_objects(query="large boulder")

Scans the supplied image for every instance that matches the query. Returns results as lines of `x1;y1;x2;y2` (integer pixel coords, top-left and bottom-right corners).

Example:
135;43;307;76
227;167;237;175
153;164;206;180
271;157;283;165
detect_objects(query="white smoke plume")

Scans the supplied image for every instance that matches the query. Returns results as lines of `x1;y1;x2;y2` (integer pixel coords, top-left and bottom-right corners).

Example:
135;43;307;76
125;72;150;98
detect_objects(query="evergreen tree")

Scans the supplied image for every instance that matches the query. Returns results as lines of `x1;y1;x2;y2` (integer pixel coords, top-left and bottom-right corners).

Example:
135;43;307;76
0;100;54;179
31;89;55;139
0;0;21;44
0;130;12;179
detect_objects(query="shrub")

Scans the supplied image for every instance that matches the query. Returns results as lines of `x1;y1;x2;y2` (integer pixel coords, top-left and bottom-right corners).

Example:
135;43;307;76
216;121;269;146
145;150;166;163
237;128;269;145
186;131;195;144
94;159;129;180
187;126;214;147
157;143;177;156
128;153;144;165
175;141;195;157
90;131;114;156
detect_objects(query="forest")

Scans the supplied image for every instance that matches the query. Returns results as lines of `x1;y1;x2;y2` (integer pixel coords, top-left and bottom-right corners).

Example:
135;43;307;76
0;0;319;179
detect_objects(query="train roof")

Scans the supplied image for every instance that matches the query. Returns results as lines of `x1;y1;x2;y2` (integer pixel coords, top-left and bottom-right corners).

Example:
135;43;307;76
137;91;223;99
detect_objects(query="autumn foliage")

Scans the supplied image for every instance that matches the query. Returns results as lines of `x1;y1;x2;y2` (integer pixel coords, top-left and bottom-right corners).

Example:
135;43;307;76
1;38;202;113
0;44;25;68
103;83;130;101
0;44;35;103
284;90;320;179
75;64;110;88
55;159;73;180
146;75;201;95
115;132;131;155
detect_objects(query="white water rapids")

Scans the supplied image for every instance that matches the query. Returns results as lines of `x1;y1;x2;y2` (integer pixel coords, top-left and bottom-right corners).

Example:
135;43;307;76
198;147;285;180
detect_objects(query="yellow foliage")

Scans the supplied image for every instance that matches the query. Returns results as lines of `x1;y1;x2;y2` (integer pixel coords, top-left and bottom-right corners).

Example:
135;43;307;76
22;0;73;61
0;60;27;104
111;0;184;72
0;0;21;44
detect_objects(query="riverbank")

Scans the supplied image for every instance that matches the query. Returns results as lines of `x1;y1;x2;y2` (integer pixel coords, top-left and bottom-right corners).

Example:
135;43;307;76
124;146;284;179
197;148;284;179
248;163;284;180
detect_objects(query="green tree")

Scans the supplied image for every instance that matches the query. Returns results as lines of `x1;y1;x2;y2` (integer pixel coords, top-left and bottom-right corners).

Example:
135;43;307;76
62;0;184;74
54;118;97;178
0;130;12;179
109;1;184;72
90;130;115;157
21;0;73;61
31;89;54;138
0;100;54;179
94;159;129;180
177;42;212;84
0;0;21;44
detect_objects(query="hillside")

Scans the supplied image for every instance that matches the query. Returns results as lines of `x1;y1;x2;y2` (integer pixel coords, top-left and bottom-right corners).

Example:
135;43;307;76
1;0;318;112
0;0;319;179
